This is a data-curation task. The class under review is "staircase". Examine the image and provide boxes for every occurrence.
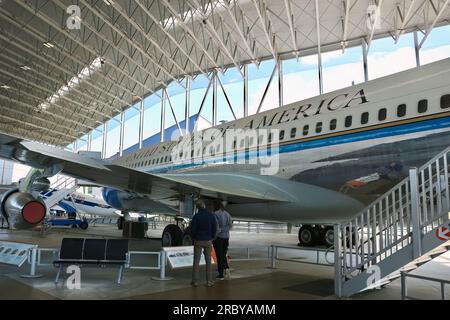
[335,146,450,297]
[40,175,78,210]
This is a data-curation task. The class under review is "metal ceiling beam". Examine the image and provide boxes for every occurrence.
[57,0,167,86]
[284,0,300,57]
[0,66,112,120]
[0,9,137,111]
[0,45,122,115]
[0,113,74,143]
[106,0,189,77]
[418,0,450,48]
[14,0,158,97]
[222,0,258,61]
[394,0,417,42]
[341,0,351,51]
[134,0,207,76]
[366,0,384,51]
[187,0,244,77]
[159,0,220,70]
[0,97,80,140]
[0,93,95,132]
[78,0,180,84]
[251,0,277,60]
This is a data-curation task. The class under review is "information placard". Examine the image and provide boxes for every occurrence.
[163,246,216,269]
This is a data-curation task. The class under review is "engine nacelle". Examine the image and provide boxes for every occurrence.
[1,189,47,229]
[102,187,177,214]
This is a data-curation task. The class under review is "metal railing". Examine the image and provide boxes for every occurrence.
[337,146,450,286]
[227,244,335,267]
[41,175,78,200]
[401,271,450,300]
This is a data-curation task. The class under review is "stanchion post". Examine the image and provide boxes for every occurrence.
[21,246,43,279]
[152,250,173,281]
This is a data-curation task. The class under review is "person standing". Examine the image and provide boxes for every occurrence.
[213,199,233,280]
[191,199,218,287]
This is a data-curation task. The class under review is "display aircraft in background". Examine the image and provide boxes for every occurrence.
[1,58,450,247]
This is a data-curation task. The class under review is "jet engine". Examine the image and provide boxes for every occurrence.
[0,189,47,229]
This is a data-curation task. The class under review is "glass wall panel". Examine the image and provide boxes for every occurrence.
[217,67,244,123]
[76,134,88,152]
[419,25,450,65]
[123,105,140,151]
[190,74,212,131]
[282,55,320,104]
[143,90,162,145]
[248,59,278,114]
[368,33,416,80]
[164,79,186,141]
[322,46,364,93]
[90,125,103,153]
[105,115,121,158]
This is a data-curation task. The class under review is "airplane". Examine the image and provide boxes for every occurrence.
[1,58,450,247]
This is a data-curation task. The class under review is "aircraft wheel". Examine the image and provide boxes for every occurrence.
[79,221,88,230]
[182,226,193,246]
[117,217,124,230]
[323,227,334,248]
[298,225,319,247]
[161,224,183,247]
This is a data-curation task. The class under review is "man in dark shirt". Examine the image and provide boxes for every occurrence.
[191,199,218,287]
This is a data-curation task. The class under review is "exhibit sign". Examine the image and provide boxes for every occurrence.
[163,246,217,269]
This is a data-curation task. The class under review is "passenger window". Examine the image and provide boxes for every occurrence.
[361,112,369,124]
[441,94,450,109]
[329,119,337,131]
[191,150,194,157]
[279,130,285,140]
[397,104,406,117]
[345,116,352,128]
[418,99,428,113]
[303,125,309,136]
[290,127,297,138]
[378,108,387,121]
[268,133,273,143]
[315,122,322,134]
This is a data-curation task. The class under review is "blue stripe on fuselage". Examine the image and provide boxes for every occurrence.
[143,115,450,174]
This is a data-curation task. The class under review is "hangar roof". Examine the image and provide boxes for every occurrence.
[0,0,449,146]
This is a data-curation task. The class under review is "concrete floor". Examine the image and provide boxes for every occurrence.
[0,224,449,300]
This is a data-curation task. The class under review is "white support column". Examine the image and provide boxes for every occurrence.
[213,70,218,126]
[139,99,144,149]
[102,122,107,159]
[185,78,190,133]
[414,31,421,67]
[334,224,343,297]
[87,132,92,152]
[362,39,369,82]
[277,57,283,108]
[160,90,166,142]
[243,64,248,117]
[74,139,78,154]
[315,0,323,95]
[409,167,423,259]
[119,112,125,156]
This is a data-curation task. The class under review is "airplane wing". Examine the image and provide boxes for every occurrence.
[0,133,290,204]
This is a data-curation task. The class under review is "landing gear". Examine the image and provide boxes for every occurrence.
[79,221,88,230]
[117,217,124,230]
[323,226,334,248]
[298,225,320,247]
[298,225,334,247]
[161,224,183,247]
[181,226,193,246]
